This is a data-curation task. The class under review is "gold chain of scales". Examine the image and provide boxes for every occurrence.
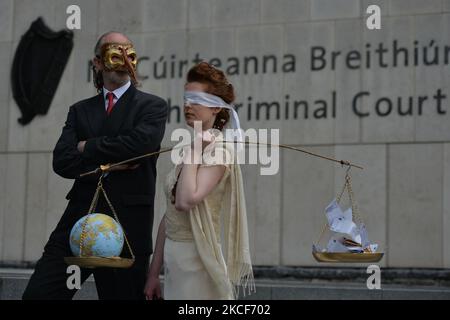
[316,166,364,246]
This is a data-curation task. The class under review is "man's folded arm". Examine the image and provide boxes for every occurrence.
[52,105,99,180]
[82,99,168,164]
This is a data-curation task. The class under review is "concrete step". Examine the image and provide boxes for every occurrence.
[241,279,450,300]
[0,268,98,300]
[1,268,450,300]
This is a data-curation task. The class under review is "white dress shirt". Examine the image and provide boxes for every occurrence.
[102,81,131,111]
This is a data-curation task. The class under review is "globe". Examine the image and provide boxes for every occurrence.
[69,213,124,258]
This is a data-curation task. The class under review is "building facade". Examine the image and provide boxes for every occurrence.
[0,0,449,268]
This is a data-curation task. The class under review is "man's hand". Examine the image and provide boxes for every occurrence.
[77,141,86,153]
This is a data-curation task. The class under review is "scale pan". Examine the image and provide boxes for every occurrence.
[312,252,384,263]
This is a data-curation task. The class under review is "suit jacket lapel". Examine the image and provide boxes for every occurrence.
[101,85,136,136]
[84,93,107,137]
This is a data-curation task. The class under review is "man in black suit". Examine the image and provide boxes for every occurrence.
[22,32,168,300]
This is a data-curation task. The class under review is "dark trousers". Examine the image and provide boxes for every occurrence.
[22,253,149,300]
[22,199,150,300]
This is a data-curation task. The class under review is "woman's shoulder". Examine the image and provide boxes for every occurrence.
[201,140,235,169]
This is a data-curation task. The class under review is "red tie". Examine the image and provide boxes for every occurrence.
[106,92,115,115]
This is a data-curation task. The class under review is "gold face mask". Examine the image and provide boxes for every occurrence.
[99,42,137,72]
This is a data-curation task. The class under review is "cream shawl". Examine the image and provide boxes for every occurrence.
[188,141,255,299]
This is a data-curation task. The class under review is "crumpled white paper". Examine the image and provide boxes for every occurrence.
[322,199,378,253]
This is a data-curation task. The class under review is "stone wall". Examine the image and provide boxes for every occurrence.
[0,0,449,268]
